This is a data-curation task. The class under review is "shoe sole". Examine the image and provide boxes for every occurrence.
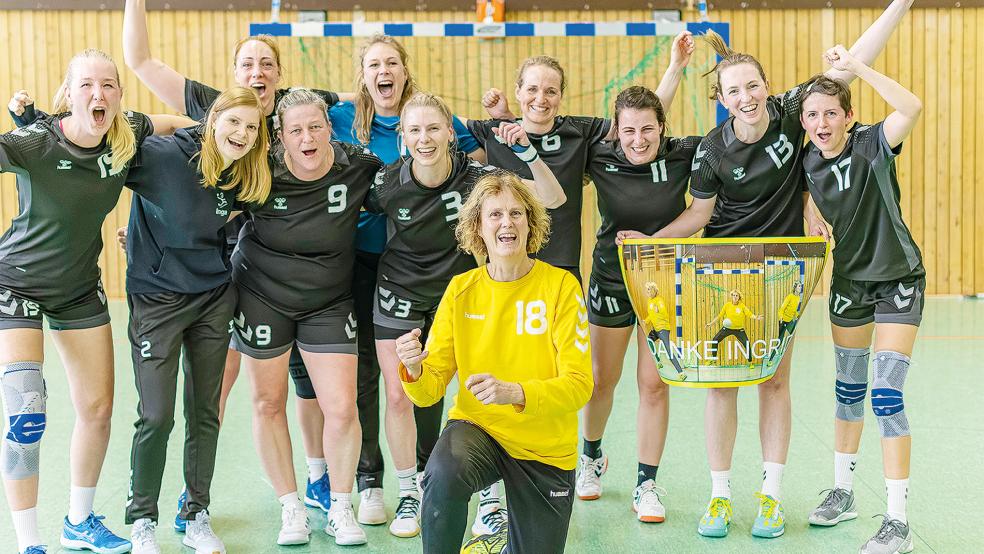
[390,527,421,538]
[60,538,132,554]
[697,527,728,538]
[304,497,330,512]
[357,515,387,525]
[276,533,310,546]
[326,529,369,546]
[632,505,665,523]
[858,538,913,554]
[174,520,187,534]
[809,511,858,527]
[751,527,785,538]
[577,493,601,501]
[182,536,226,554]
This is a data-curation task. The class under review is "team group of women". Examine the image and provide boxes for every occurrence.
[0,0,927,551]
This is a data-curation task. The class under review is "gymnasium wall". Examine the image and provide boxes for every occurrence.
[0,7,981,298]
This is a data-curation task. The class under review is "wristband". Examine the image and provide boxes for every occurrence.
[509,142,539,163]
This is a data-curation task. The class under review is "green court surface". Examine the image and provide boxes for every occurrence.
[2,297,981,553]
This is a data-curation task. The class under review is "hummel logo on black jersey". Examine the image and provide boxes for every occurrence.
[604,164,618,172]
[732,167,746,180]
[273,197,288,210]
[57,160,72,170]
[398,208,411,221]
[216,192,229,216]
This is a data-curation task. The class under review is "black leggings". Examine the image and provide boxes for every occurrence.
[709,327,751,360]
[647,329,684,373]
[422,420,574,554]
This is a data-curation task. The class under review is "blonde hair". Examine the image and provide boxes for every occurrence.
[275,87,330,130]
[646,281,659,296]
[729,289,743,302]
[198,87,271,204]
[454,171,550,258]
[515,55,567,95]
[399,92,455,150]
[353,34,417,144]
[52,49,136,174]
[232,35,283,75]
[702,30,768,100]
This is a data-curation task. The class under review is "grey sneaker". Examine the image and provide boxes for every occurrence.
[860,516,914,554]
[809,488,858,526]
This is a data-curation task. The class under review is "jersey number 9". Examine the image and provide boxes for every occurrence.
[327,184,348,214]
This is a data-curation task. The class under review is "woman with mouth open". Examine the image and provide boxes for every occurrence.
[227,89,383,547]
[362,92,564,539]
[121,0,344,524]
[395,172,592,554]
[618,0,914,541]
[800,46,925,554]
[0,49,195,554]
[320,34,490,532]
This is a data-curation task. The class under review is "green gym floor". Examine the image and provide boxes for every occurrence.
[3,297,982,553]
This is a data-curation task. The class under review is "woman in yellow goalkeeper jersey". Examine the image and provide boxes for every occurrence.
[644,282,686,380]
[395,172,593,553]
[706,289,764,364]
[771,282,804,361]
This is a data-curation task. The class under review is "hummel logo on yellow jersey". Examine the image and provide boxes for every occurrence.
[465,313,485,320]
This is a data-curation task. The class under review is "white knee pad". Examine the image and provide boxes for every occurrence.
[871,351,910,438]
[1,361,46,479]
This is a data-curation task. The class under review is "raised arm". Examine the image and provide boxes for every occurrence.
[825,45,921,149]
[654,31,695,113]
[124,0,189,112]
[492,122,566,208]
[824,0,913,85]
[148,114,198,135]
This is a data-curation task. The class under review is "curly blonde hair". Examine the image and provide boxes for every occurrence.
[454,172,550,258]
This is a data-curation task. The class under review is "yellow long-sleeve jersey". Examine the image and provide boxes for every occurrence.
[717,302,757,329]
[778,294,801,322]
[646,296,670,332]
[400,261,593,470]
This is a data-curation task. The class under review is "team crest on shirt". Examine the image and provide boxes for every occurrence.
[398,208,411,221]
[732,167,746,181]
[215,192,229,216]
[57,159,73,170]
[273,197,288,210]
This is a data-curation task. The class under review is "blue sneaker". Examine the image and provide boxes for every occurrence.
[751,493,786,538]
[304,473,332,512]
[697,497,733,538]
[60,513,131,554]
[22,546,47,554]
[174,489,187,533]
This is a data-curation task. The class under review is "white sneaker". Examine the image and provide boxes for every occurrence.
[326,505,368,546]
[471,507,508,537]
[632,480,667,523]
[575,454,608,500]
[277,501,310,546]
[357,488,387,525]
[389,494,421,538]
[130,518,162,554]
[183,510,226,554]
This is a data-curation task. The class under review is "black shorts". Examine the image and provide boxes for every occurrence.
[587,274,635,328]
[0,280,109,331]
[828,270,926,327]
[373,282,439,340]
[231,286,357,359]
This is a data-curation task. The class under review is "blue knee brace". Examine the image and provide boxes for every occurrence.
[1,361,46,479]
[871,351,910,438]
[834,346,869,421]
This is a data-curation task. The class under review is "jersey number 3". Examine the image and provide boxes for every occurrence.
[442,191,463,222]
[516,300,548,335]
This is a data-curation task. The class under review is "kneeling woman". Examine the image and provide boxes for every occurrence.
[232,89,383,547]
[395,173,593,553]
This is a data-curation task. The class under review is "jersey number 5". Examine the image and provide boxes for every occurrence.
[516,300,548,335]
[765,134,793,169]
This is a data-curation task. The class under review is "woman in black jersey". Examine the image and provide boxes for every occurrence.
[0,50,177,554]
[622,0,913,540]
[799,47,924,554]
[121,0,341,518]
[574,84,700,523]
[364,92,564,538]
[119,87,270,554]
[231,89,381,548]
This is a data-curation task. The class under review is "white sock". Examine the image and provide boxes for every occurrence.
[330,491,352,512]
[834,451,858,491]
[396,466,418,497]
[761,461,785,500]
[306,457,327,482]
[478,481,502,514]
[279,492,302,509]
[68,486,96,525]
[710,470,731,499]
[886,478,909,523]
[12,507,42,552]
